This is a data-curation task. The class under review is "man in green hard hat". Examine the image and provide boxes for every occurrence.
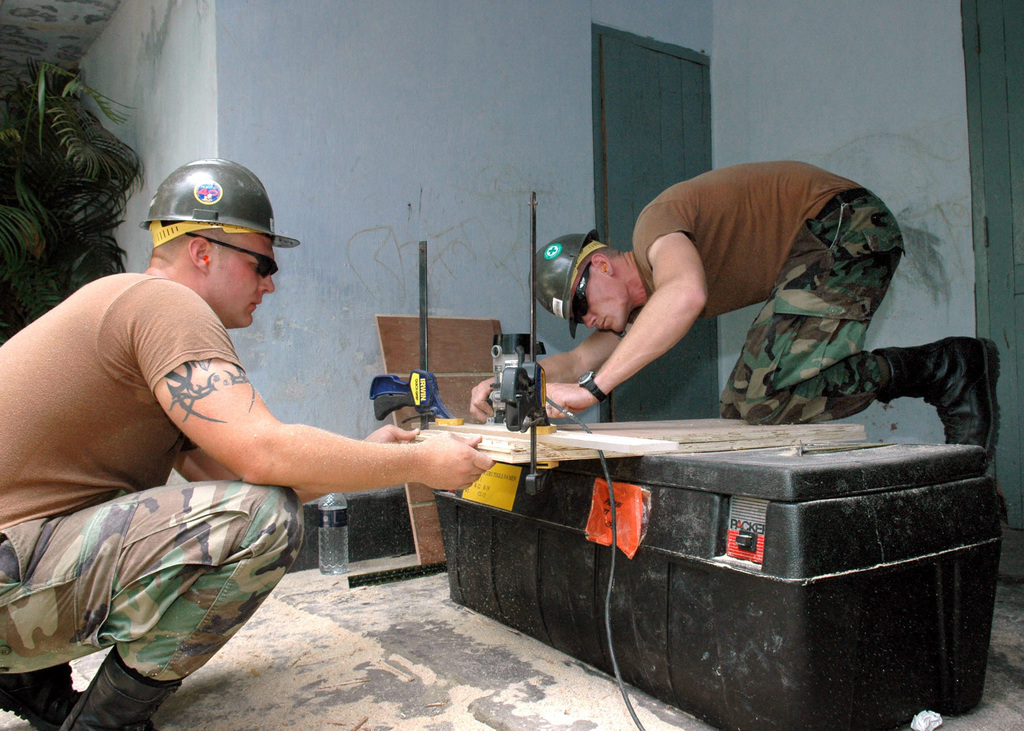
[0,159,493,731]
[469,161,998,457]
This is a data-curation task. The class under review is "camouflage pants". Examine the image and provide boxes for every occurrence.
[0,481,302,682]
[720,190,904,424]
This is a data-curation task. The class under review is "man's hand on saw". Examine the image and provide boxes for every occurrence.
[545,382,598,418]
[469,378,496,422]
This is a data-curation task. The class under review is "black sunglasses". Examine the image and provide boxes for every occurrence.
[191,233,278,278]
[571,262,592,322]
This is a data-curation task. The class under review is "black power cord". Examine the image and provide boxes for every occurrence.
[546,399,647,731]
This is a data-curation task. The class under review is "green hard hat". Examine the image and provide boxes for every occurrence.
[140,158,300,248]
[535,230,606,338]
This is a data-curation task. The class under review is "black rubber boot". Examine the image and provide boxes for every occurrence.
[874,337,1000,453]
[0,663,80,731]
[58,652,180,731]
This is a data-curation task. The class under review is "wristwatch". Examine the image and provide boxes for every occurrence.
[578,371,609,402]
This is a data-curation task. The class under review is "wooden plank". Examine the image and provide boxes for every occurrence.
[376,315,500,374]
[433,422,679,455]
[428,418,866,464]
[559,419,866,445]
[417,429,617,463]
[407,496,445,564]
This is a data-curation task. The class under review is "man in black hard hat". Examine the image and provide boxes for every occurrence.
[469,161,998,457]
[0,159,493,731]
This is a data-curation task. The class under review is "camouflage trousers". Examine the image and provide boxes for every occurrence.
[720,189,904,424]
[0,481,302,682]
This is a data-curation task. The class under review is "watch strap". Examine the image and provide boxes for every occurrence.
[580,371,608,402]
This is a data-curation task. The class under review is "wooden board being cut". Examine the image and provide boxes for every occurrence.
[420,424,679,462]
[561,419,867,450]
[428,418,866,464]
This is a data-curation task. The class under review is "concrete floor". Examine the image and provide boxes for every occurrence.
[2,529,1022,731]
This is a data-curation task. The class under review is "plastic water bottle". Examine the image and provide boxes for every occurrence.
[318,493,349,575]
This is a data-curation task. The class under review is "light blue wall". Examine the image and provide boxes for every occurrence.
[215,1,593,436]
[711,0,971,445]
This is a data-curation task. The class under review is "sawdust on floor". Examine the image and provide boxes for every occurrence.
[0,570,697,731]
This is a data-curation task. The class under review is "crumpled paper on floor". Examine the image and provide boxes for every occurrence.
[911,710,943,731]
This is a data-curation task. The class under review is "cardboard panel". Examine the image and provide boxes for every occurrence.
[376,315,500,374]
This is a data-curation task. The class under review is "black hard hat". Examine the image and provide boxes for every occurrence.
[140,158,299,248]
[535,230,606,338]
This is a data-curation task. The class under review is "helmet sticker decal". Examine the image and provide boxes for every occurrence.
[552,298,565,319]
[544,243,563,260]
[194,181,223,205]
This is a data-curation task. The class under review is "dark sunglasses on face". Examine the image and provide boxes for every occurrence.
[571,262,592,322]
[190,233,278,278]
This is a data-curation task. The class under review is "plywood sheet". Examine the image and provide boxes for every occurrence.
[561,419,867,447]
[375,315,500,374]
[427,418,866,464]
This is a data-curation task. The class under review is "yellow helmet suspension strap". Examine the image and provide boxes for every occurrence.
[149,221,258,248]
[569,240,608,289]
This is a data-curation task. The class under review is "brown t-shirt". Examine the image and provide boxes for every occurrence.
[0,274,240,529]
[631,161,859,317]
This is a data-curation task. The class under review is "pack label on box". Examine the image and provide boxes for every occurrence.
[727,496,768,565]
[461,462,522,511]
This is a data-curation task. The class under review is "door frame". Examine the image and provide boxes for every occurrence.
[962,0,1022,527]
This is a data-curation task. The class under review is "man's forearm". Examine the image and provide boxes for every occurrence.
[240,422,430,496]
[590,285,702,394]
[537,351,581,383]
[540,330,622,384]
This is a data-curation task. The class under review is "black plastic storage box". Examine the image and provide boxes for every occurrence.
[435,443,1001,730]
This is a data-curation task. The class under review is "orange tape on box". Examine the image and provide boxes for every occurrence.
[584,478,650,559]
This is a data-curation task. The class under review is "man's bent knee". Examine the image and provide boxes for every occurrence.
[109,484,304,680]
[237,483,304,573]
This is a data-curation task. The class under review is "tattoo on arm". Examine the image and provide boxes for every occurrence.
[164,360,254,422]
[224,364,256,411]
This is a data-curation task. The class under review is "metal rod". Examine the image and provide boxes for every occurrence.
[529,192,537,362]
[529,193,538,480]
[419,240,428,431]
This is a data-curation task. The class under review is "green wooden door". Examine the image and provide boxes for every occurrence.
[963,0,1023,527]
[591,25,717,422]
